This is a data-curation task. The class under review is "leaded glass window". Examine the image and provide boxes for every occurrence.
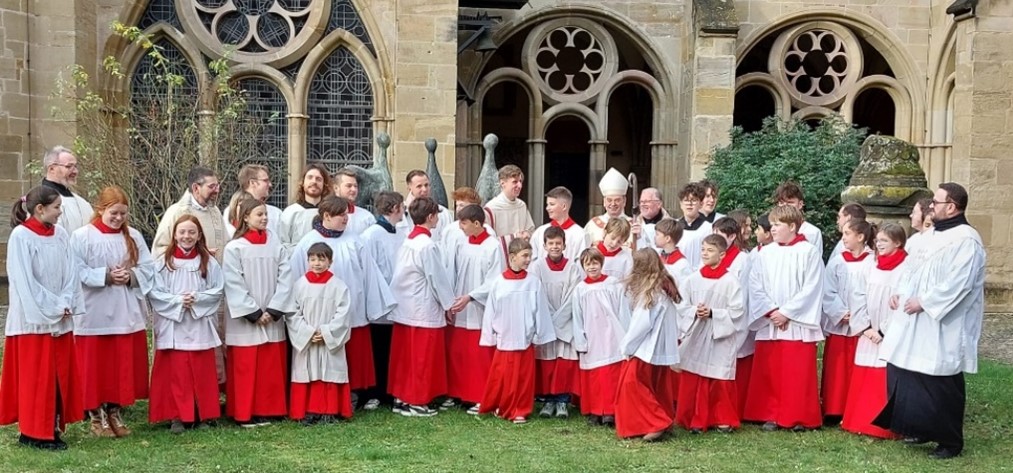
[326,0,375,56]
[138,0,183,30]
[236,78,290,208]
[306,47,373,170]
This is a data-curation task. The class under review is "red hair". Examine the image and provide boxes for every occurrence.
[164,214,212,279]
[92,186,139,267]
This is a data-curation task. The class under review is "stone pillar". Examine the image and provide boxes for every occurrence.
[650,140,679,207]
[688,0,738,180]
[527,138,546,224]
[287,113,308,203]
[588,139,608,217]
[840,135,932,230]
[949,3,1013,310]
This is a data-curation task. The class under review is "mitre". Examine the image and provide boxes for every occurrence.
[598,168,629,196]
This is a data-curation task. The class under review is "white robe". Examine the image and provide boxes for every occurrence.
[600,245,633,279]
[440,222,498,281]
[223,232,295,346]
[620,294,681,366]
[279,204,318,249]
[448,235,504,330]
[472,274,556,351]
[4,225,81,336]
[748,239,825,342]
[571,277,627,369]
[821,251,873,337]
[530,221,591,262]
[676,218,713,269]
[360,222,408,285]
[483,192,535,238]
[388,232,455,328]
[56,192,93,234]
[152,192,228,263]
[344,205,377,237]
[287,276,353,384]
[149,257,224,351]
[529,257,584,361]
[70,225,155,336]
[729,249,756,358]
[879,224,985,376]
[853,259,908,368]
[631,210,671,253]
[661,251,693,289]
[289,230,396,328]
[678,271,745,380]
[585,213,633,247]
[395,204,454,244]
[222,203,283,240]
[799,221,824,254]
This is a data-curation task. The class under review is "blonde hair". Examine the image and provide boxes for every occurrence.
[604,217,631,241]
[624,248,681,308]
[769,205,804,229]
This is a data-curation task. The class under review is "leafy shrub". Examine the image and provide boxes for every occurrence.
[706,116,866,258]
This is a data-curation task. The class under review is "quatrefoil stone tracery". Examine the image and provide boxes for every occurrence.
[178,0,327,67]
[522,19,618,104]
[769,23,862,109]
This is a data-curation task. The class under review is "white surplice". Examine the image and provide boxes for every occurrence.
[279,204,317,249]
[676,218,713,269]
[287,275,353,383]
[821,250,873,337]
[388,231,456,328]
[4,225,82,337]
[799,221,824,254]
[620,293,681,367]
[530,220,591,262]
[529,256,584,361]
[678,270,745,380]
[747,239,825,342]
[70,224,155,335]
[149,257,224,350]
[223,231,295,346]
[483,192,535,238]
[448,234,504,330]
[344,205,377,237]
[360,221,408,285]
[472,273,556,351]
[852,258,908,368]
[571,276,627,369]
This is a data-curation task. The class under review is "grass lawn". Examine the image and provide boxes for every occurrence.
[0,360,1011,473]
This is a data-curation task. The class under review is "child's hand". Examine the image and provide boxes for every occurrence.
[842,311,851,323]
[696,303,711,318]
[257,313,273,326]
[63,308,73,320]
[450,296,471,314]
[769,311,789,330]
[182,293,195,309]
[888,295,900,311]
[311,330,324,344]
[863,328,883,344]
[445,310,456,325]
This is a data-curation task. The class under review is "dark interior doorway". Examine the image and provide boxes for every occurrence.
[545,116,591,223]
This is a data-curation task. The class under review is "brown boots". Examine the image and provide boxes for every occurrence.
[89,405,131,438]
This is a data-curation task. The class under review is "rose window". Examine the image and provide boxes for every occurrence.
[770,24,862,108]
[178,0,327,67]
[523,19,617,104]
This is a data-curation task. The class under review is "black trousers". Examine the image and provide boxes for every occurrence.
[873,363,966,450]
[365,323,394,404]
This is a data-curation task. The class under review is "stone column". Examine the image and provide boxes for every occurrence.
[588,139,609,217]
[650,140,679,206]
[527,138,546,224]
[287,113,308,203]
[688,0,738,180]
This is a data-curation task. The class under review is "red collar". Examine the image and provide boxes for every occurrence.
[546,256,568,271]
[174,246,199,259]
[877,249,908,271]
[23,217,55,236]
[503,269,528,280]
[306,270,333,284]
[596,241,621,257]
[716,245,740,270]
[408,225,431,239]
[551,218,575,230]
[778,234,807,246]
[660,249,685,265]
[92,218,121,234]
[700,264,729,280]
[468,229,491,245]
[347,203,356,214]
[243,229,267,244]
[842,250,870,263]
[584,274,607,284]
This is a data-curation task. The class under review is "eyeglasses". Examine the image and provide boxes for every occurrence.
[681,199,701,205]
[252,178,272,185]
[931,200,954,206]
[639,200,660,206]
[52,163,78,170]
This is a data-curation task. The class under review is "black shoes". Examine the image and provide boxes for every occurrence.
[18,434,67,451]
[929,445,962,460]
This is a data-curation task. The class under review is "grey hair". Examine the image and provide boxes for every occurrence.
[644,187,663,203]
[42,146,74,167]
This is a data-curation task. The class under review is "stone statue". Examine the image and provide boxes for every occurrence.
[347,132,393,209]
[424,138,449,208]
[840,135,932,228]
[477,133,500,204]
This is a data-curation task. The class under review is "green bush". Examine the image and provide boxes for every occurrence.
[705,116,866,258]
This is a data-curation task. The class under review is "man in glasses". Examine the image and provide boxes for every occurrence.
[875,182,985,460]
[152,165,227,263]
[223,164,283,237]
[40,145,94,232]
[631,187,670,252]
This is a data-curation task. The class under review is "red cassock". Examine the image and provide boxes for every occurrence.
[290,381,353,420]
[445,326,494,404]
[149,349,221,423]
[226,341,289,421]
[735,355,754,417]
[479,347,535,420]
[346,325,376,391]
[535,358,580,397]
[388,324,447,405]
[615,358,676,438]
[841,365,898,439]
[743,340,822,428]
[821,334,859,417]
[675,371,740,431]
[75,331,149,410]
[578,362,623,416]
[0,334,84,440]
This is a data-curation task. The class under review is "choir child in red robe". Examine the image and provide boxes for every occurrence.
[615,249,682,441]
[820,218,875,425]
[716,212,757,415]
[223,197,295,427]
[148,215,225,434]
[598,218,633,278]
[744,205,824,432]
[676,234,745,433]
[1,186,84,450]
[572,248,626,428]
[70,186,154,437]
[655,218,691,288]
[287,243,354,424]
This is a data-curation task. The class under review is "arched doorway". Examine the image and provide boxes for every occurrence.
[545,116,591,223]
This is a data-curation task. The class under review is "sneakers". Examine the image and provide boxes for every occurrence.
[300,414,321,426]
[170,419,186,434]
[643,431,665,442]
[601,415,616,428]
[715,425,734,434]
[466,404,481,416]
[393,400,438,417]
[554,403,569,419]
[88,409,116,438]
[363,399,381,411]
[238,417,272,428]
[539,402,556,418]
[587,415,602,426]
[512,416,528,425]
[439,398,458,411]
[761,422,779,432]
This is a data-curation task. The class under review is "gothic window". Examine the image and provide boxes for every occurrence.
[236,78,290,208]
[324,0,375,56]
[306,46,374,170]
[138,0,183,30]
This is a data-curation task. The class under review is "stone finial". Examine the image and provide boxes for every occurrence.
[840,135,932,223]
[424,138,438,153]
[377,132,391,149]
[424,138,448,208]
[483,133,499,150]
[477,133,500,204]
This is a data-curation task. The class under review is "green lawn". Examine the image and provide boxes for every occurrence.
[1,361,1011,473]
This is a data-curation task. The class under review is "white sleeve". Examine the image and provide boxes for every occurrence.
[780,247,825,327]
[711,279,744,340]
[223,243,263,319]
[7,234,72,325]
[71,231,108,288]
[192,260,225,320]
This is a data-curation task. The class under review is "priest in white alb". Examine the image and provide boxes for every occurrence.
[586,168,632,246]
[40,146,93,233]
[484,164,536,246]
